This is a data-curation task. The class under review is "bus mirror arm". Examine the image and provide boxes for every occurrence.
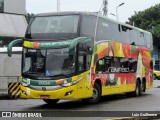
[69,37,92,55]
[8,39,23,57]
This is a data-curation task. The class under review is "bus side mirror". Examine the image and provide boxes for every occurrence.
[8,39,23,57]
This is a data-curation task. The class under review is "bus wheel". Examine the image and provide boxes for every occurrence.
[82,83,101,104]
[126,81,140,97]
[134,81,141,96]
[43,99,59,105]
[141,80,145,93]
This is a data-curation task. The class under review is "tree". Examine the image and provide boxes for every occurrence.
[25,13,35,23]
[127,4,160,45]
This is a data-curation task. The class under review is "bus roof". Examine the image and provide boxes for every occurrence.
[0,47,22,53]
[35,11,151,35]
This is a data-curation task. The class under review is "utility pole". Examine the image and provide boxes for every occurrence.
[57,0,60,12]
[103,0,108,16]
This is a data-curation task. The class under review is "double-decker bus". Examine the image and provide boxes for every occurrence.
[8,12,153,104]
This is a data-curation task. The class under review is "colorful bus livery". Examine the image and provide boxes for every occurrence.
[8,12,153,104]
[91,41,152,96]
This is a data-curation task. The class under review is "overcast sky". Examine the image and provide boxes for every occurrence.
[26,0,160,23]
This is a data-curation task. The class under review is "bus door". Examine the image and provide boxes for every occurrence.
[77,42,92,98]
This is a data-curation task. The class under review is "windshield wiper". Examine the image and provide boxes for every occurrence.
[52,74,70,77]
[23,72,44,76]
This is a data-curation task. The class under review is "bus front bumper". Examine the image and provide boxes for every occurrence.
[20,84,79,99]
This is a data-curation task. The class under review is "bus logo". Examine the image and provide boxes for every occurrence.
[42,87,46,91]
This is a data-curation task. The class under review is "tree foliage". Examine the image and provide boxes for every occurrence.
[25,13,35,23]
[127,4,160,45]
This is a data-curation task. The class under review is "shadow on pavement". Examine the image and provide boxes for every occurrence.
[23,93,152,111]
[0,94,9,100]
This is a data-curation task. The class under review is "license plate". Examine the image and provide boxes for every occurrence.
[40,95,50,99]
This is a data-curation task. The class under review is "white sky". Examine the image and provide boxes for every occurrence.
[26,0,160,23]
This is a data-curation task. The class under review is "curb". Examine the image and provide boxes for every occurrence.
[0,90,8,100]
[0,92,9,100]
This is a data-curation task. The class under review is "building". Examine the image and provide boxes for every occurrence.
[0,0,27,47]
[0,0,27,93]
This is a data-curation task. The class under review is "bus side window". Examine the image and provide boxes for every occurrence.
[105,57,114,73]
[78,53,92,72]
[86,54,92,70]
[120,25,130,44]
[129,59,137,73]
[78,55,85,72]
[114,57,120,69]
[96,18,111,41]
[96,58,105,73]
[129,29,138,45]
[78,42,92,72]
[120,58,129,73]
[110,23,120,42]
[138,32,145,46]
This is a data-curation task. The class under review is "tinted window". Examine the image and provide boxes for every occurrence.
[120,58,129,73]
[129,59,137,73]
[23,49,46,74]
[78,42,92,72]
[114,57,120,68]
[105,57,114,73]
[120,25,130,44]
[96,18,111,41]
[137,31,145,46]
[78,55,85,72]
[110,23,121,42]
[129,29,137,45]
[145,33,153,48]
[31,15,79,34]
[26,15,79,39]
[96,58,105,73]
[87,54,92,70]
[80,15,97,39]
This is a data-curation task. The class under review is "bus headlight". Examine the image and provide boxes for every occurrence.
[61,78,82,87]
[21,82,29,87]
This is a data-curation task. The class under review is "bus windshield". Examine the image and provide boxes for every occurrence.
[23,48,75,78]
[26,15,80,39]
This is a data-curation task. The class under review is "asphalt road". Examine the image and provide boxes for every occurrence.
[0,80,160,119]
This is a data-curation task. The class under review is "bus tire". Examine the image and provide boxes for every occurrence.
[133,81,141,97]
[126,81,141,97]
[43,99,59,105]
[82,82,101,104]
[141,80,145,93]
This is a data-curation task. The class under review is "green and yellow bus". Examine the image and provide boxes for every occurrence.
[8,12,153,104]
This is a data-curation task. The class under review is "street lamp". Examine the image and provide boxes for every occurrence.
[57,0,60,12]
[116,2,125,21]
